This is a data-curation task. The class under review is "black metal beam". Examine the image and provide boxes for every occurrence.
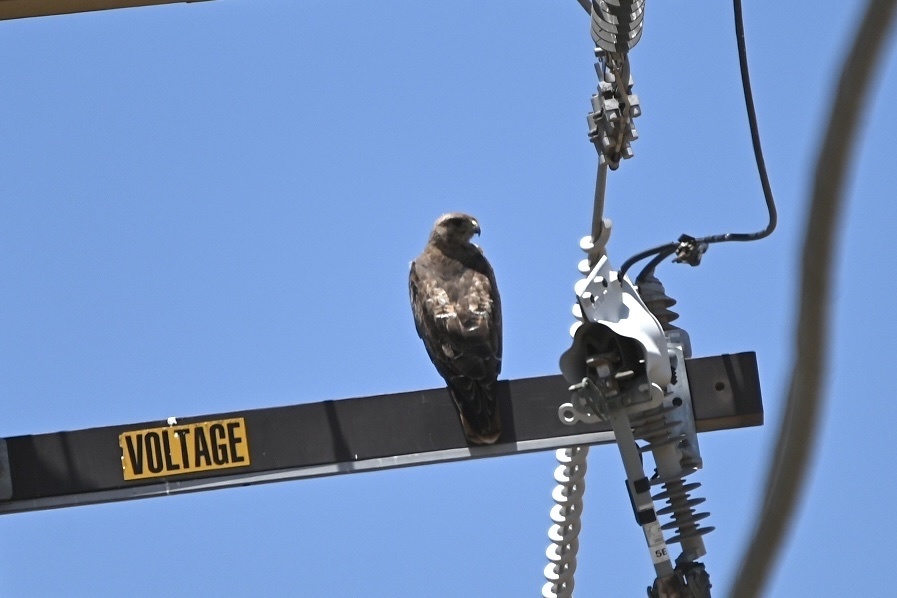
[0,0,213,21]
[0,352,762,515]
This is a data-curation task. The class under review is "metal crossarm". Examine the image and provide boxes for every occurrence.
[0,359,760,515]
[0,0,213,21]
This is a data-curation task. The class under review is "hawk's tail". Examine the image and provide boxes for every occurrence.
[448,381,501,445]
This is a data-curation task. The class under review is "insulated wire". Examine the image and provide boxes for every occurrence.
[730,1,897,596]
[727,0,778,243]
[619,0,779,280]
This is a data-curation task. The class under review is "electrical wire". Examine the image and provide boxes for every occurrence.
[728,0,778,243]
[635,247,676,285]
[730,1,897,596]
[619,0,778,279]
[620,242,677,282]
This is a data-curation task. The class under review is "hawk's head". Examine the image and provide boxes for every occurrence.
[430,213,481,246]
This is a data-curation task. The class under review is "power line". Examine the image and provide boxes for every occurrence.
[619,0,779,281]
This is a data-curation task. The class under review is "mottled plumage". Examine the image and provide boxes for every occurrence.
[409,213,502,444]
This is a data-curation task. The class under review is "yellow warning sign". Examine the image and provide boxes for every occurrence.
[119,417,250,481]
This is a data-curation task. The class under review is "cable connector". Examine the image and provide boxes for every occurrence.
[673,235,709,267]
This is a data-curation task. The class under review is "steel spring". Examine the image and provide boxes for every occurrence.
[542,446,589,598]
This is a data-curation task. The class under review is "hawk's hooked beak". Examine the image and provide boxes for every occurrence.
[471,221,481,236]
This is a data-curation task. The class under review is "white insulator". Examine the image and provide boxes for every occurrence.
[542,446,589,598]
[573,278,590,296]
[577,258,591,275]
[542,561,577,598]
[579,235,595,253]
[548,513,582,539]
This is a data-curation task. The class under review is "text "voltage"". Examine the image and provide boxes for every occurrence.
[119,418,251,481]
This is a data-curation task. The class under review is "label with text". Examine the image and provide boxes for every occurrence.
[119,417,250,481]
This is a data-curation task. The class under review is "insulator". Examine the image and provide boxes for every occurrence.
[651,477,715,546]
[630,395,714,556]
[542,446,589,598]
[638,433,684,453]
[629,404,686,452]
[589,0,646,54]
[630,407,677,431]
[657,496,705,517]
[629,403,677,423]
[637,272,680,331]
[649,468,697,487]
[652,482,701,501]
[577,258,591,275]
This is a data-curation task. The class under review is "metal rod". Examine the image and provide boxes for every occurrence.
[590,161,609,264]
[608,408,675,579]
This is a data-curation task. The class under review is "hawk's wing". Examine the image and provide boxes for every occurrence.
[409,241,502,444]
[408,250,501,386]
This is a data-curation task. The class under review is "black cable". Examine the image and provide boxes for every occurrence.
[635,249,675,285]
[725,0,778,243]
[619,0,778,277]
[619,242,677,281]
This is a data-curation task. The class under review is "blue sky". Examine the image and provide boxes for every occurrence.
[1,1,895,596]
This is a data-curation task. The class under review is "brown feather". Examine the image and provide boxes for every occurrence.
[409,213,502,444]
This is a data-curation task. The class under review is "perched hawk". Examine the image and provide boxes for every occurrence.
[409,213,502,445]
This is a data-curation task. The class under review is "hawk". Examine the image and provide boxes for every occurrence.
[409,213,502,445]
